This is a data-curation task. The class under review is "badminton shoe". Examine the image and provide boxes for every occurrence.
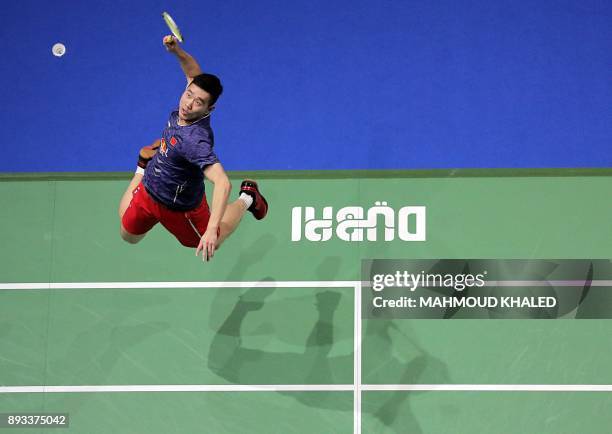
[240,180,268,220]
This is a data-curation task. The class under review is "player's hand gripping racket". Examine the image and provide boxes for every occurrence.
[162,11,184,43]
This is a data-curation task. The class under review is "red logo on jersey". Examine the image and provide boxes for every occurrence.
[160,138,168,157]
[170,136,178,147]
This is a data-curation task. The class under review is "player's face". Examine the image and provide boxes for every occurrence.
[179,84,213,122]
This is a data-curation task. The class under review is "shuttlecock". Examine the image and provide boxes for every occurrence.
[52,43,66,57]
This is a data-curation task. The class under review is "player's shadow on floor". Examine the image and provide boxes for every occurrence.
[207,256,450,433]
[226,234,278,277]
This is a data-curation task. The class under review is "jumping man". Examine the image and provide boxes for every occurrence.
[118,35,268,261]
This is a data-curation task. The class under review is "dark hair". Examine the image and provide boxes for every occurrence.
[191,73,223,105]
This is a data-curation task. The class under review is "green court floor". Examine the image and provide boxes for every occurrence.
[1,171,612,433]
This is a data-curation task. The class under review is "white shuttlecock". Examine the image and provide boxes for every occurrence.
[52,43,66,57]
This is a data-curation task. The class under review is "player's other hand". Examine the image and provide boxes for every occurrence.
[196,227,219,262]
[163,35,181,53]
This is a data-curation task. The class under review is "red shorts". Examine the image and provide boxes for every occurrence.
[122,182,211,248]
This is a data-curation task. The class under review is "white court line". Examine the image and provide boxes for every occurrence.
[4,280,612,291]
[0,385,354,393]
[360,280,612,288]
[354,281,362,434]
[484,280,612,287]
[362,384,612,392]
[1,384,611,394]
[0,281,360,290]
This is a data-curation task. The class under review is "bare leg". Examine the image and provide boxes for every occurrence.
[217,199,249,246]
[118,173,146,244]
[119,173,143,218]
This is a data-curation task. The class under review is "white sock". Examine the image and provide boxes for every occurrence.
[239,192,253,209]
[135,166,145,175]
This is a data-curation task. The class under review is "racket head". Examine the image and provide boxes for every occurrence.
[162,11,184,43]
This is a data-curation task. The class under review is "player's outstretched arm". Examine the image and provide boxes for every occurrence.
[196,163,231,261]
[163,35,203,85]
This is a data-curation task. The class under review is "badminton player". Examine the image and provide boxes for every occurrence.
[118,35,268,261]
